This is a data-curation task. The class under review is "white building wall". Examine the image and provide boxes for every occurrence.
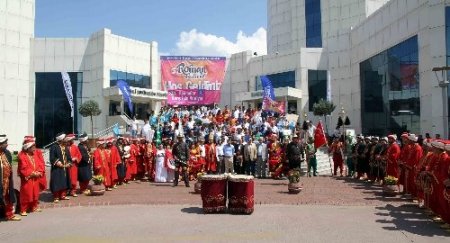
[0,0,34,150]
[33,28,159,138]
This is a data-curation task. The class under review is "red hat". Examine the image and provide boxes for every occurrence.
[65,134,76,141]
[23,136,35,145]
[400,132,409,138]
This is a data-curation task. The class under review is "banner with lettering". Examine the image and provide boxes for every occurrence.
[260,75,286,114]
[161,56,226,105]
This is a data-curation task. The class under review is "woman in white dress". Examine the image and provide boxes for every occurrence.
[154,143,167,182]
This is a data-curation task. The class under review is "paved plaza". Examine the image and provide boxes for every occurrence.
[2,176,449,242]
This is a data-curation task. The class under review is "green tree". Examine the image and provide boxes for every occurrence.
[312,99,336,134]
[78,100,102,138]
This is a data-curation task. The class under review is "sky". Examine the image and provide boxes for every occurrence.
[35,0,267,56]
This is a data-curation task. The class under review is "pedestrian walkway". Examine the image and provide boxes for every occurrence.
[1,204,448,243]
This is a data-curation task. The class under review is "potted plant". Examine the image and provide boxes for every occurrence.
[88,175,106,196]
[287,169,302,194]
[194,172,206,194]
[383,176,399,196]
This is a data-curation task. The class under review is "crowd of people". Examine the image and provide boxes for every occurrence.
[1,104,449,226]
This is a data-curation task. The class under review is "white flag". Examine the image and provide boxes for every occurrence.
[61,72,74,117]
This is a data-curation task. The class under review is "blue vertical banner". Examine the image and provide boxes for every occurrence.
[260,75,286,114]
[117,80,133,114]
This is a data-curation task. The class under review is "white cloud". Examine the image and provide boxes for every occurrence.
[170,27,267,57]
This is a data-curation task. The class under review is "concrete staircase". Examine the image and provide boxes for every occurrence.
[300,147,333,176]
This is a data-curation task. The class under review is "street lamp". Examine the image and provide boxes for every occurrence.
[432,66,450,139]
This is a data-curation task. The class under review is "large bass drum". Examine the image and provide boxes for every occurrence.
[227,175,255,214]
[200,174,228,213]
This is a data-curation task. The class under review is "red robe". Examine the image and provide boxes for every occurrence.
[268,141,283,179]
[93,148,112,187]
[399,144,411,186]
[415,151,433,202]
[442,155,450,223]
[136,143,146,177]
[35,149,47,191]
[405,143,422,197]
[109,146,121,183]
[68,144,82,190]
[129,144,138,177]
[434,152,450,222]
[18,151,44,211]
[385,142,400,178]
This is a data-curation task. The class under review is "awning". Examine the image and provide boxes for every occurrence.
[235,87,302,102]
[103,87,167,103]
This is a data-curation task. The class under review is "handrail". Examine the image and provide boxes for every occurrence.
[94,123,119,138]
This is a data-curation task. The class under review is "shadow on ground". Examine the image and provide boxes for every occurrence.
[375,204,449,237]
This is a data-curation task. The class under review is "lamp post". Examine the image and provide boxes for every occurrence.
[432,66,450,139]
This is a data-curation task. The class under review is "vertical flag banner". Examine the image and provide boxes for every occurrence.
[314,121,328,149]
[260,75,286,114]
[161,56,226,105]
[117,80,133,114]
[61,72,74,117]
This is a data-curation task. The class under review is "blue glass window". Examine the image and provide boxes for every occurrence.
[308,70,327,111]
[360,35,419,136]
[110,70,151,89]
[255,71,296,91]
[305,0,322,47]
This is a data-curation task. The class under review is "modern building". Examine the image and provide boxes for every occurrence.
[1,0,165,149]
[222,0,450,138]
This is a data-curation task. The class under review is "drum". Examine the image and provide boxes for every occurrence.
[201,174,228,213]
[227,175,255,214]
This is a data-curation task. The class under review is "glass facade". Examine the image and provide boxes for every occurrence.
[360,35,419,136]
[35,72,83,147]
[305,0,322,48]
[110,70,151,89]
[308,70,327,111]
[255,71,296,91]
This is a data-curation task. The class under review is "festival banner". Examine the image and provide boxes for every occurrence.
[161,56,226,105]
[260,75,286,114]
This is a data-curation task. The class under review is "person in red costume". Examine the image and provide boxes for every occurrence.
[403,134,422,197]
[426,141,447,223]
[107,137,120,188]
[65,134,81,197]
[205,139,217,174]
[398,133,410,193]
[17,138,44,216]
[329,136,344,177]
[415,141,433,209]
[268,134,283,179]
[439,143,450,228]
[93,139,112,191]
[385,135,401,179]
[129,138,139,181]
[23,135,47,192]
[145,140,155,181]
[0,134,21,221]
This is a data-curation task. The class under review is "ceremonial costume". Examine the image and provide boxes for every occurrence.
[329,139,344,176]
[77,134,92,193]
[18,139,44,215]
[49,133,72,202]
[385,136,401,178]
[0,135,20,221]
[66,134,81,196]
[205,142,217,173]
[405,134,423,197]
[93,141,112,189]
[268,137,283,179]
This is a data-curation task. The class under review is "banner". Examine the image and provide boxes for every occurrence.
[117,80,133,114]
[61,72,74,117]
[161,56,226,105]
[260,75,286,114]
